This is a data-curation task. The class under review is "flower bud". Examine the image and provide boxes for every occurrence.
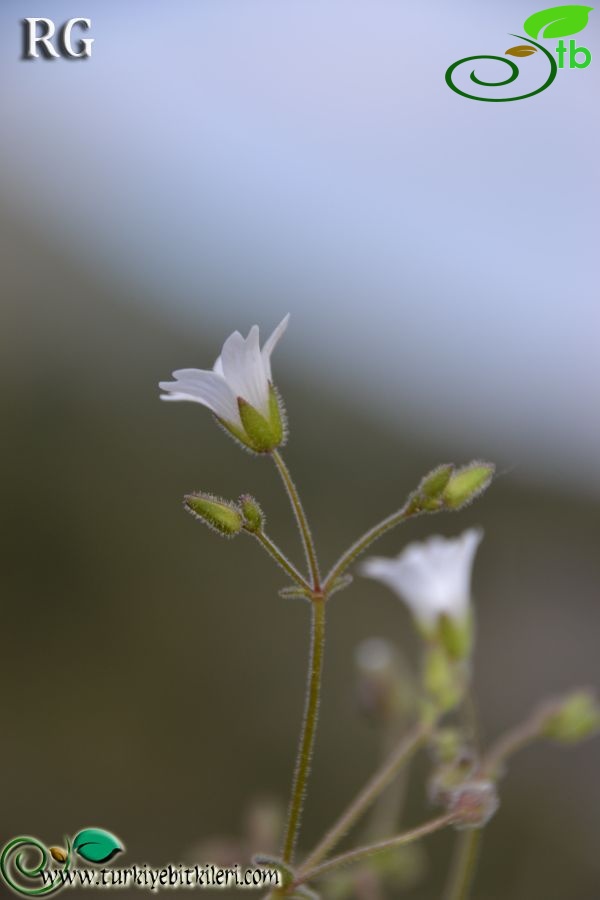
[447,780,499,830]
[239,495,264,533]
[543,690,600,744]
[442,462,495,510]
[410,464,455,511]
[50,847,68,863]
[184,493,243,537]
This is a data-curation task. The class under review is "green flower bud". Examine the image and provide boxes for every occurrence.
[543,690,600,744]
[184,493,243,537]
[239,494,264,533]
[442,461,495,510]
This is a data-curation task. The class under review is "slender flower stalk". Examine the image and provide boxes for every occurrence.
[281,598,326,864]
[324,502,416,592]
[443,830,482,900]
[300,718,433,872]
[294,814,453,888]
[271,449,321,590]
[251,530,312,592]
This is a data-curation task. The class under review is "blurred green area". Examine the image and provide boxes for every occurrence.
[1,213,599,899]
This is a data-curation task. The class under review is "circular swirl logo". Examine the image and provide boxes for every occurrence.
[445,5,594,102]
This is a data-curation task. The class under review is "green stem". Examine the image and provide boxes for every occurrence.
[323,503,417,592]
[252,530,311,592]
[281,598,326,864]
[444,830,482,900]
[479,697,560,779]
[294,814,453,888]
[271,450,321,590]
[300,718,431,872]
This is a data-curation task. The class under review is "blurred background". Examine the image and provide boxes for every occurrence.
[1,1,599,897]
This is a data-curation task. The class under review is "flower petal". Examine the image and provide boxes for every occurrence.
[261,314,290,381]
[219,327,270,417]
[159,369,241,427]
[360,529,483,627]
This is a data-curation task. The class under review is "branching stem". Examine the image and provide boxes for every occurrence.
[300,718,432,872]
[294,814,453,889]
[251,529,311,592]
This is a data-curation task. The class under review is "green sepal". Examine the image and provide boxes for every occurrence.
[424,645,464,713]
[239,494,264,532]
[438,611,473,661]
[421,464,455,499]
[184,493,243,537]
[443,462,495,510]
[237,388,284,453]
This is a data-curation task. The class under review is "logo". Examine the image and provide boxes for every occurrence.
[0,829,279,895]
[446,4,593,101]
[1,829,122,896]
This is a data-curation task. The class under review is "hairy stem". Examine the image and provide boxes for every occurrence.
[479,696,563,778]
[294,814,453,888]
[443,830,482,900]
[281,598,326,864]
[271,450,321,590]
[324,503,417,591]
[301,718,431,872]
[252,529,311,591]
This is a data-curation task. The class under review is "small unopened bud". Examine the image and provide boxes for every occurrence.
[442,462,495,510]
[50,847,68,863]
[448,780,499,830]
[543,690,600,744]
[184,493,243,537]
[239,494,264,533]
[413,464,455,511]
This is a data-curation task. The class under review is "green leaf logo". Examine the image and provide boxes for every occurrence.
[524,5,593,39]
[72,828,123,864]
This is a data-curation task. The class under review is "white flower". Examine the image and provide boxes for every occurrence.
[159,315,289,452]
[360,529,483,629]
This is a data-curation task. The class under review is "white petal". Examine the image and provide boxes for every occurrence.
[159,370,241,427]
[219,327,270,417]
[261,314,290,381]
[360,529,483,626]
